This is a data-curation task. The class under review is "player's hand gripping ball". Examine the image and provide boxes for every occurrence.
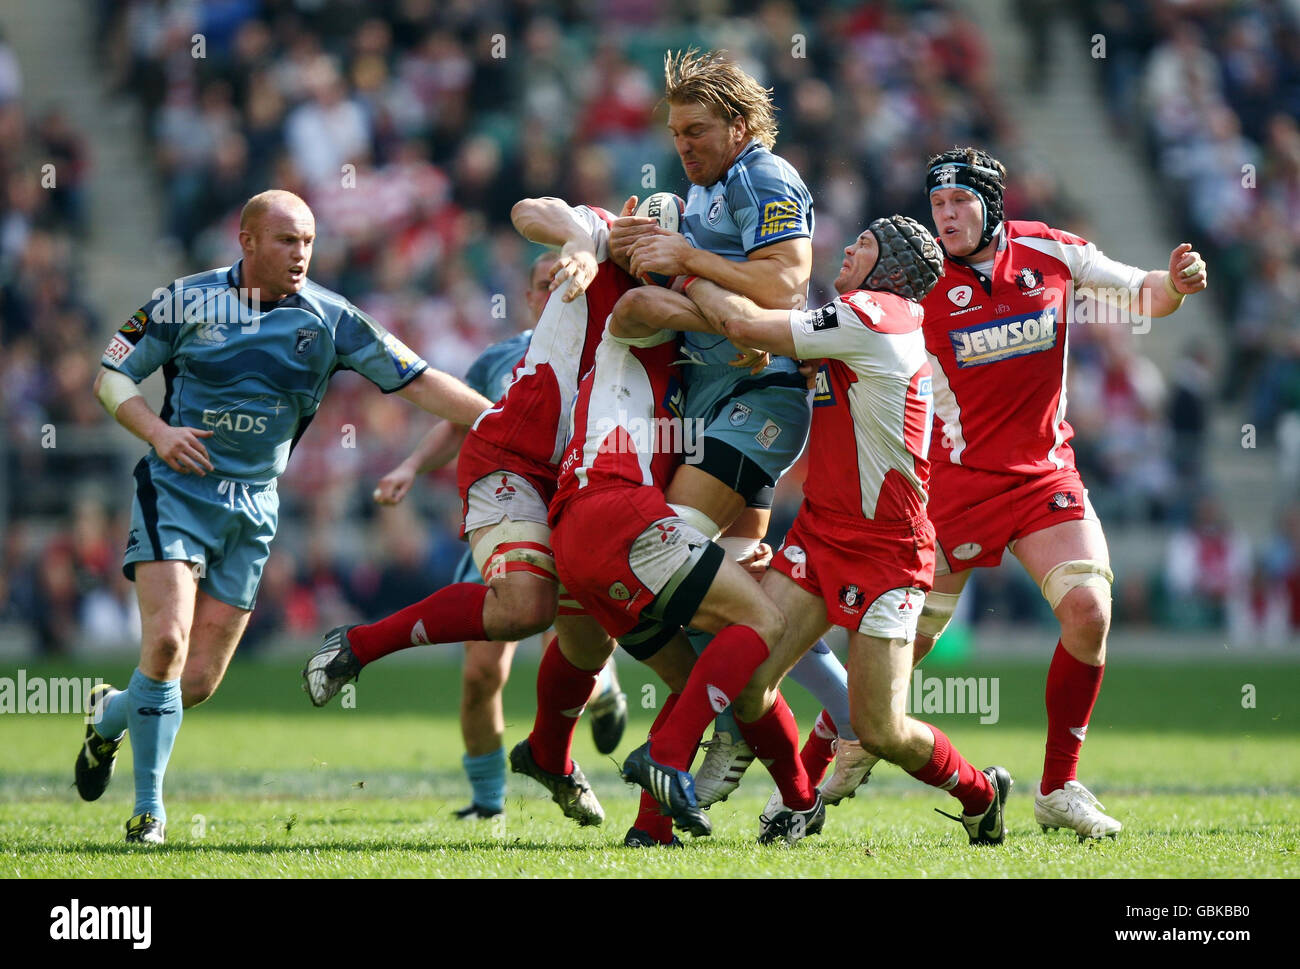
[633,192,686,287]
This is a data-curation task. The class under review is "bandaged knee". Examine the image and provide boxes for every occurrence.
[1040,560,1114,610]
[668,503,721,542]
[472,520,556,583]
[916,590,962,641]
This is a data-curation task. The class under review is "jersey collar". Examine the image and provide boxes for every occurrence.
[227,258,300,310]
[720,140,763,187]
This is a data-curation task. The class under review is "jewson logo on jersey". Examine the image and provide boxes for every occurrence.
[950,307,1058,368]
[1067,279,1154,335]
[892,670,1000,724]
[144,280,269,334]
[50,899,151,949]
[0,671,104,715]
[591,411,708,464]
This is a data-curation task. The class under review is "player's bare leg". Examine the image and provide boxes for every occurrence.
[455,638,517,820]
[733,569,831,722]
[461,640,518,757]
[911,568,971,665]
[304,523,557,706]
[77,560,199,844]
[1012,517,1122,840]
[847,626,1012,845]
[181,591,252,707]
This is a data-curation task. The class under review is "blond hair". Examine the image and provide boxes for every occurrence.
[663,48,778,150]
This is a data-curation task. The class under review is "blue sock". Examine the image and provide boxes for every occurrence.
[97,687,130,739]
[125,669,183,823]
[789,638,856,741]
[464,748,506,812]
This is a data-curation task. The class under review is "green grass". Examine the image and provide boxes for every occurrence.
[2,655,1298,878]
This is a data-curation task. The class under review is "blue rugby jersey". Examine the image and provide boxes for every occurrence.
[679,141,813,420]
[101,260,429,481]
[463,330,532,403]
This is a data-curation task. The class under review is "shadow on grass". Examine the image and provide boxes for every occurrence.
[12,839,630,856]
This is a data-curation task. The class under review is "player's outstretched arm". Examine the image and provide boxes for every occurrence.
[632,236,812,312]
[372,420,470,505]
[683,278,797,357]
[510,196,608,302]
[396,369,492,426]
[1141,242,1207,318]
[94,366,214,475]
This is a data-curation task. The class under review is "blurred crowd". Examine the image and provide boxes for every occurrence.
[0,0,1294,653]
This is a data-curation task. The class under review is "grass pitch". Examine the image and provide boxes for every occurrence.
[3,653,1297,878]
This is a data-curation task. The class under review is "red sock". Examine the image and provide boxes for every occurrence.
[1042,641,1104,795]
[348,583,489,665]
[907,723,992,816]
[649,624,768,770]
[631,693,680,844]
[801,709,838,788]
[527,638,600,775]
[737,695,816,810]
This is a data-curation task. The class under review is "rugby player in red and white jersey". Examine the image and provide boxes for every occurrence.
[536,304,819,844]
[673,215,1015,845]
[917,147,1208,840]
[304,197,641,827]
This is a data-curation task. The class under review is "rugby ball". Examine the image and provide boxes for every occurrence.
[634,192,686,287]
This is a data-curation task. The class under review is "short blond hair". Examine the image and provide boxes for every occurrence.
[663,48,778,150]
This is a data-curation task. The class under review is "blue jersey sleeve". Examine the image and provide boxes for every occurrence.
[728,154,813,254]
[101,286,182,382]
[463,350,497,400]
[465,330,531,402]
[333,304,429,392]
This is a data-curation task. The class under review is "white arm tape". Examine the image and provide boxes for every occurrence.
[97,369,143,415]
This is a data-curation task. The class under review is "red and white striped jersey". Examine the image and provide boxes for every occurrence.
[471,204,637,468]
[550,329,686,524]
[920,221,1146,475]
[790,289,933,523]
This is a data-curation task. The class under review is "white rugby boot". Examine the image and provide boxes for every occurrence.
[693,728,755,807]
[818,739,878,806]
[1035,780,1122,841]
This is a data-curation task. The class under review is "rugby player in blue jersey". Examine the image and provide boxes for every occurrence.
[75,190,492,844]
[602,50,865,841]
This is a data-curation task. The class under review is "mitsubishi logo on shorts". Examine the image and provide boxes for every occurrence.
[898,590,915,612]
[656,523,676,543]
[494,475,516,501]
